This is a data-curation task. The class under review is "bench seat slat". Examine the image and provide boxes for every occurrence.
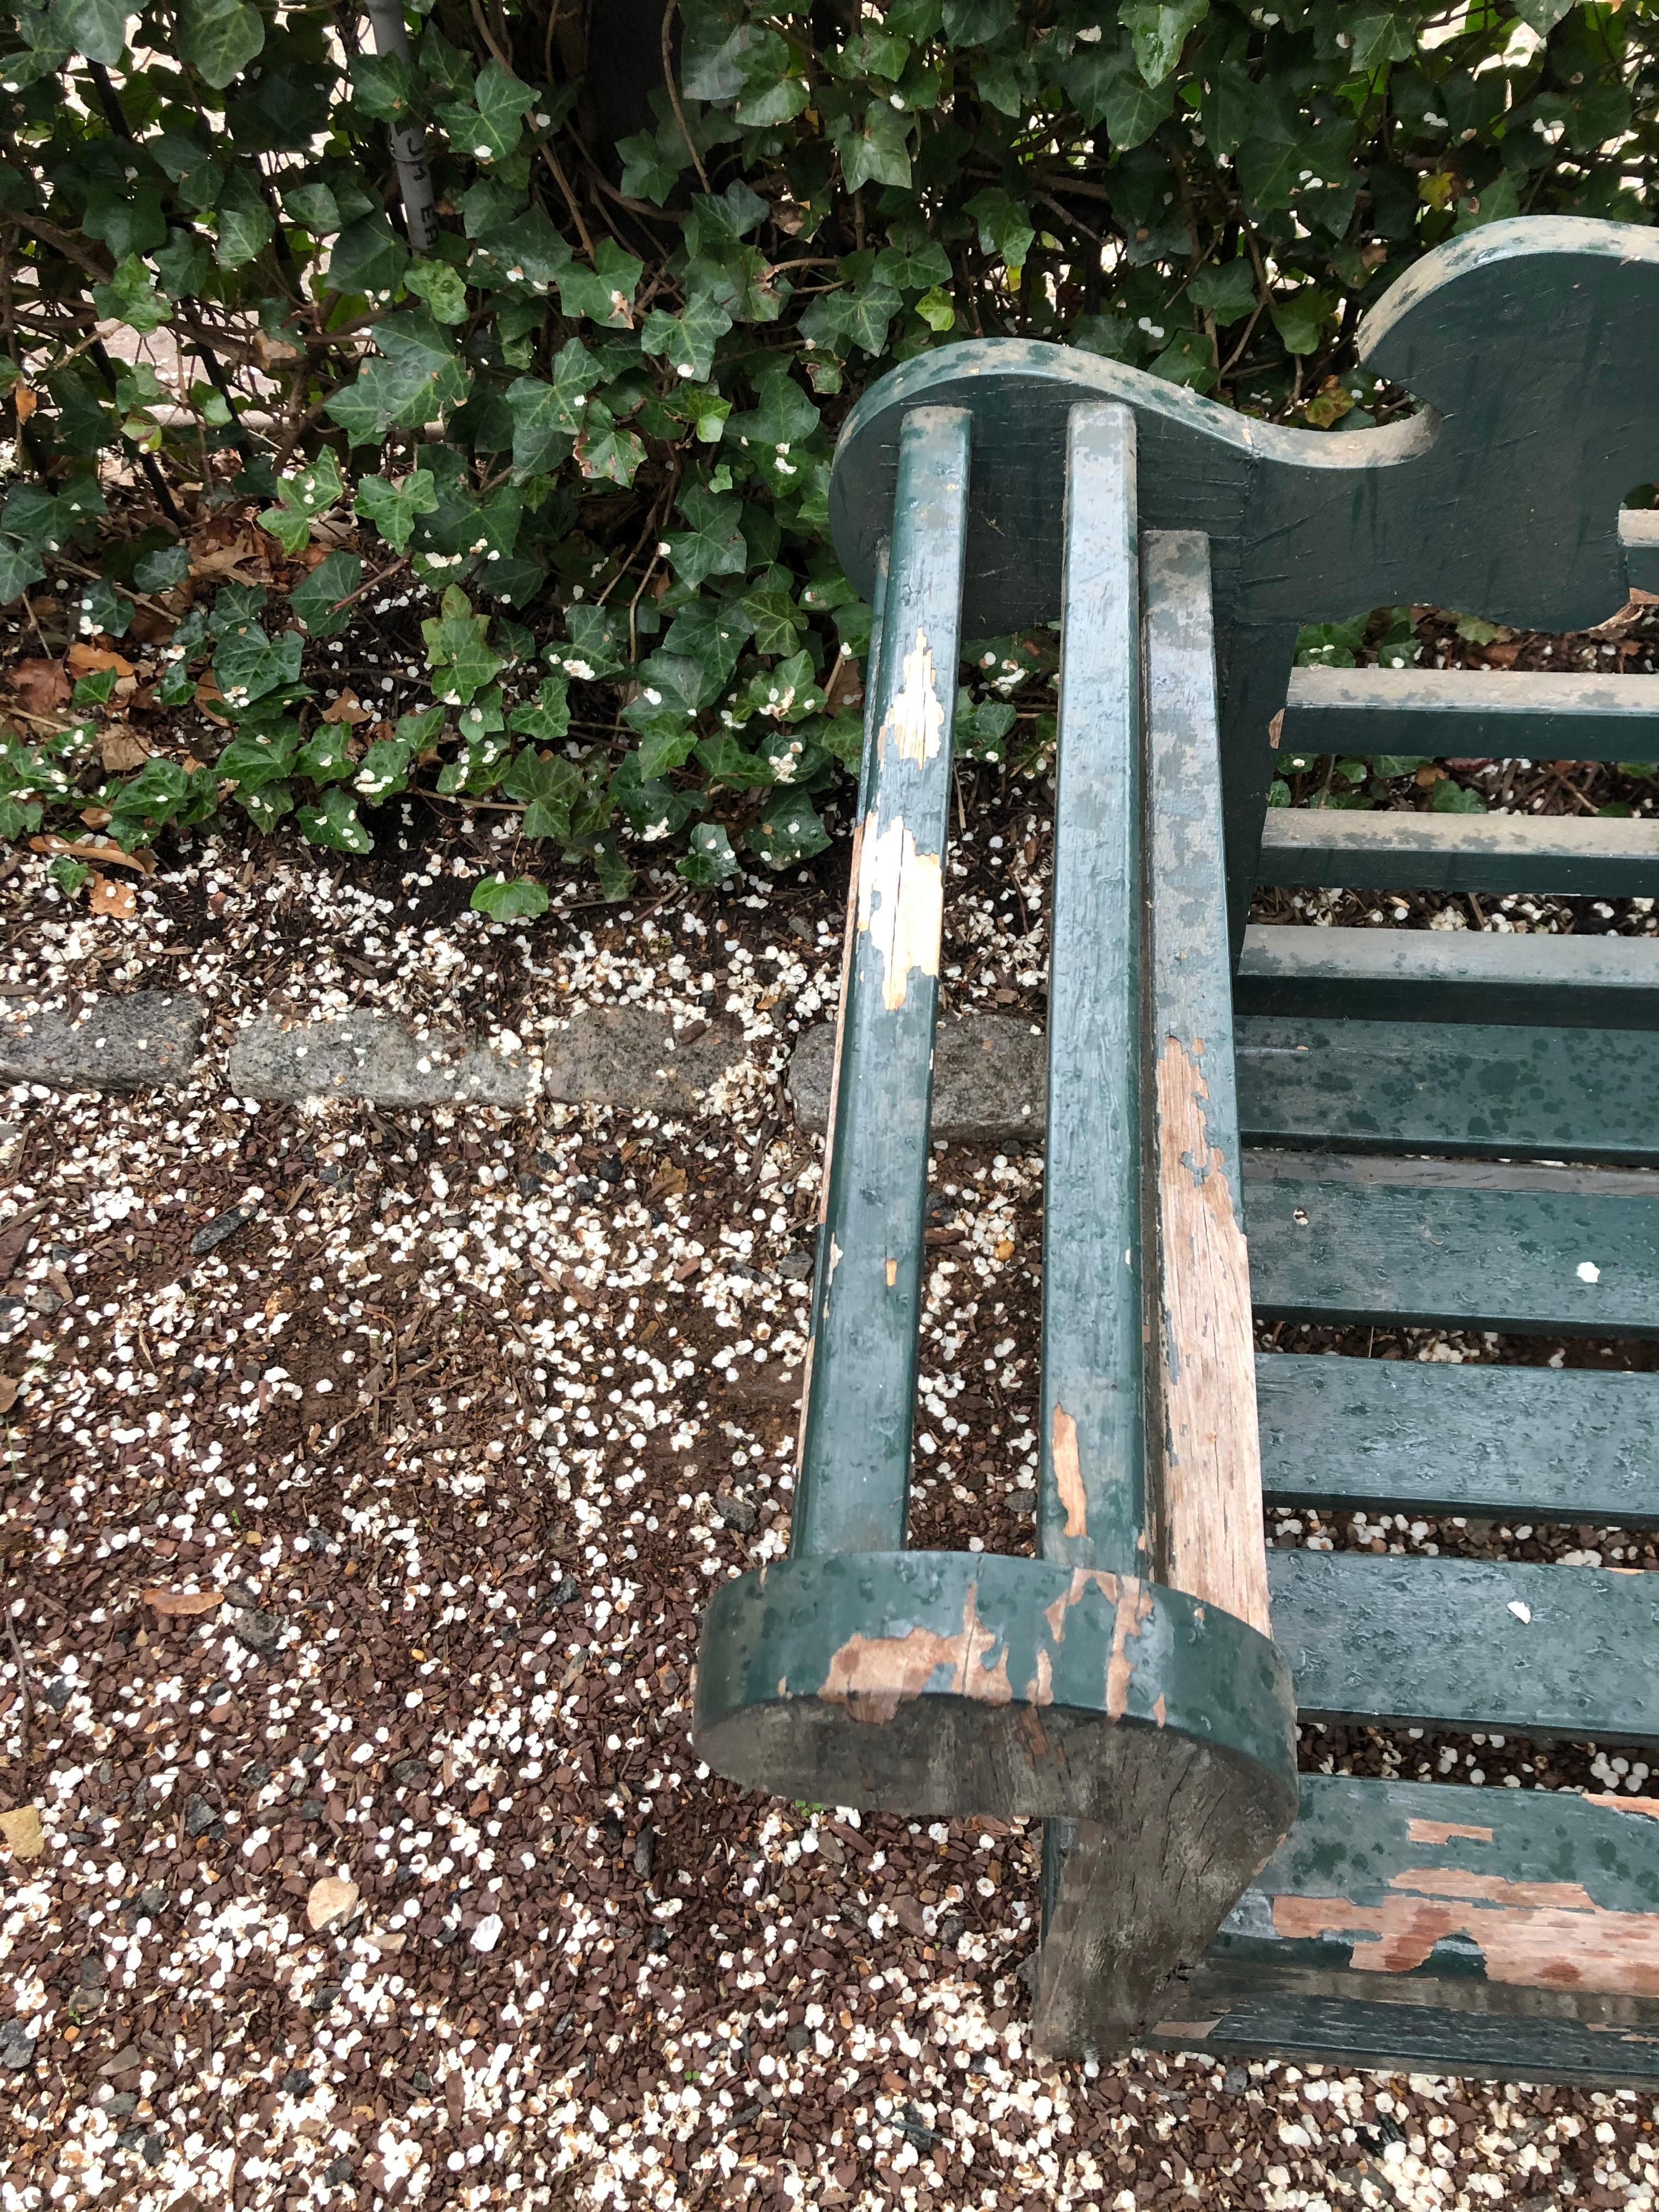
[1282,665,1659,763]
[1150,1773,1659,2086]
[1237,1014,1659,1164]
[1256,805,1659,898]
[1237,923,1659,1028]
[1243,1168,1659,1335]
[1268,1550,1659,1740]
[1256,1353,1659,1525]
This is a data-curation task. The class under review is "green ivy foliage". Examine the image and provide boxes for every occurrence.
[0,0,1654,891]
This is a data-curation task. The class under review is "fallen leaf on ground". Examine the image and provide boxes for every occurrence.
[307,1876,360,1932]
[100,728,151,771]
[194,675,229,722]
[0,1376,18,1413]
[8,660,69,714]
[67,643,136,679]
[13,386,35,422]
[0,1807,44,1859]
[142,1587,224,1616]
[321,690,372,724]
[88,872,138,919]
[29,835,155,873]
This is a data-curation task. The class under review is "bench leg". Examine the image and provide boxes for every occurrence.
[1032,516,1296,2056]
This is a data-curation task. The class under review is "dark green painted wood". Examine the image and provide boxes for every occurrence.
[1243,1162,1659,1336]
[1256,1353,1659,1524]
[792,405,970,1558]
[1624,510,1659,596]
[1236,1015,1659,1165]
[1037,402,1145,1575]
[1269,1550,1659,1740]
[1256,806,1659,898]
[1279,666,1659,766]
[1149,1774,1659,2085]
[830,219,1659,947]
[1150,1995,1659,2089]
[1237,923,1659,1029]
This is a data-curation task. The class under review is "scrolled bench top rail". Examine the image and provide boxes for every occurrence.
[831,217,1659,637]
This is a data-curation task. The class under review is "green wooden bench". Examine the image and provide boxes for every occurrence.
[694,215,1659,2083]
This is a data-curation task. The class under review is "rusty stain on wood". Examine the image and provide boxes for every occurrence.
[1154,1035,1273,1637]
[1051,1406,1088,1539]
[881,629,945,765]
[1406,1817,1497,1845]
[821,1584,1012,1724]
[1273,1864,1659,1994]
[856,812,943,1011]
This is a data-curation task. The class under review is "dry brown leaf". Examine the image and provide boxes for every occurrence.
[142,1587,224,1617]
[253,332,300,369]
[8,660,69,714]
[823,653,864,715]
[99,728,152,772]
[80,805,112,830]
[67,643,136,679]
[194,674,229,724]
[0,1807,44,1859]
[321,690,372,725]
[88,872,137,919]
[0,1376,18,1414]
[12,386,36,422]
[307,1875,360,1932]
[29,835,156,874]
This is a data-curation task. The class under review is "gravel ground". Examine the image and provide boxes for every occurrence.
[5,607,1659,2209]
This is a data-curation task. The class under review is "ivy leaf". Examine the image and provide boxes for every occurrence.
[742,589,807,659]
[640,296,736,383]
[1120,0,1208,89]
[277,447,345,516]
[289,550,363,638]
[1100,59,1178,147]
[213,624,303,708]
[1,536,59,610]
[1347,12,1419,74]
[214,170,274,270]
[941,0,1016,42]
[421,585,503,705]
[472,872,550,920]
[557,240,644,329]
[504,342,602,477]
[695,733,775,791]
[730,368,821,454]
[636,721,699,780]
[1511,0,1573,30]
[354,469,438,552]
[354,736,413,801]
[91,255,167,336]
[297,786,374,853]
[556,606,629,681]
[1270,286,1336,356]
[349,49,415,123]
[874,238,952,291]
[326,311,470,444]
[328,212,410,298]
[837,99,913,193]
[750,789,830,867]
[665,482,749,588]
[1187,258,1257,323]
[469,57,536,161]
[501,748,580,840]
[1431,777,1487,815]
[217,719,302,792]
[574,402,646,487]
[179,0,264,89]
[507,674,572,744]
[678,821,740,887]
[58,0,128,63]
[296,721,356,785]
[617,130,682,205]
[966,188,1036,274]
[403,259,470,325]
[132,543,191,592]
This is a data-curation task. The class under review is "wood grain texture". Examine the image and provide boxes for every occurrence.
[793,407,969,1558]
[1257,805,1659,898]
[1235,1015,1659,1165]
[1236,922,1659,1029]
[1255,1354,1659,1525]
[1279,665,1659,765]
[1144,533,1272,1638]
[1036,403,1146,1573]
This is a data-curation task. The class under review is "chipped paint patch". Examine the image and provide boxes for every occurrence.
[1154,1035,1272,1636]
[1587,1793,1659,1822]
[856,811,944,1012]
[880,629,946,765]
[1051,1406,1088,1540]
[1273,1865,1659,1994]
[821,1584,1012,1725]
[1105,1576,1156,1721]
[885,1256,898,1289]
[1407,1818,1495,1846]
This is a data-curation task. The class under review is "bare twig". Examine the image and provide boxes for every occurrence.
[662,0,711,192]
